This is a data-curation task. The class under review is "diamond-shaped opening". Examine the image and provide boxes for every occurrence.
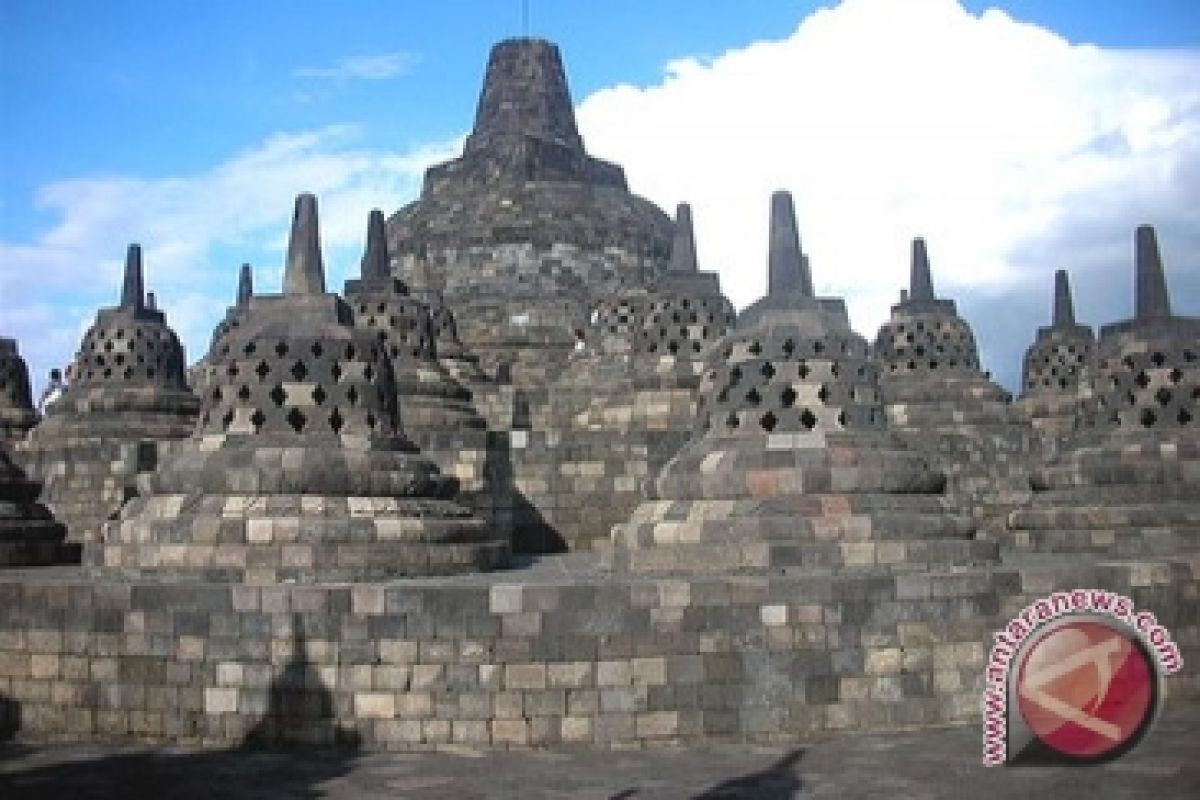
[760,362,776,379]
[725,412,740,429]
[782,339,796,357]
[668,341,679,355]
[331,362,343,381]
[250,408,266,432]
[329,407,345,433]
[221,409,235,430]
[243,342,257,356]
[814,341,825,354]
[692,341,702,353]
[237,384,252,401]
[308,385,325,405]
[363,364,374,381]
[103,368,112,378]
[365,412,377,430]
[1140,408,1157,428]
[275,341,289,358]
[104,340,114,352]
[226,362,239,377]
[1155,388,1173,407]
[929,360,939,370]
[345,344,356,360]
[115,329,125,339]
[1151,351,1166,367]
[1184,350,1196,362]
[780,387,797,408]
[1169,368,1183,384]
[311,342,323,358]
[748,341,762,356]
[286,407,307,432]
[347,385,360,405]
[746,388,762,406]
[123,367,134,380]
[830,362,840,377]
[1135,371,1150,389]
[255,360,270,379]
[800,408,818,430]
[760,411,778,432]
[269,383,287,407]
[729,366,742,385]
[837,411,847,428]
[210,386,223,402]
[290,361,308,381]
[817,384,829,403]
[1122,355,1135,369]
[1179,408,1193,425]
[798,362,810,379]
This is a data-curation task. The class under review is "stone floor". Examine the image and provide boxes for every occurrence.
[1,696,1196,799]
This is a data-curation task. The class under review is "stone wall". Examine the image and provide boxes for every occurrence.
[1,556,1196,749]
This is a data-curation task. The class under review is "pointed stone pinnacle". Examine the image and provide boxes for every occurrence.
[1052,269,1076,327]
[468,38,583,152]
[361,209,390,281]
[283,193,326,296]
[768,191,813,297]
[1135,225,1171,320]
[120,244,146,310]
[237,264,253,307]
[668,203,698,273]
[909,238,935,302]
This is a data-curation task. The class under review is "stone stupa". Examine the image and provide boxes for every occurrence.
[18,245,200,544]
[872,239,1035,531]
[1017,269,1095,442]
[1008,225,1200,559]
[608,193,990,573]
[0,337,37,446]
[386,37,674,383]
[90,194,508,581]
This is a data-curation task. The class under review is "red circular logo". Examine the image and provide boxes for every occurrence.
[1016,620,1156,760]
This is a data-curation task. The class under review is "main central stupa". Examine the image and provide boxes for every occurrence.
[386,38,674,383]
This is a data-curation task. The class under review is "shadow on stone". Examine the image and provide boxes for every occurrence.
[486,431,567,555]
[691,748,806,799]
[0,692,19,742]
[0,619,358,798]
[243,614,361,750]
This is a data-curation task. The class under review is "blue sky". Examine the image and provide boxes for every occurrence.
[2,0,1198,394]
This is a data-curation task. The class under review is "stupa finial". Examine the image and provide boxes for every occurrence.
[361,209,390,281]
[909,238,935,302]
[283,193,326,296]
[768,191,813,297]
[1052,269,1076,327]
[237,263,253,307]
[120,244,146,310]
[668,203,698,273]
[1135,225,1171,320]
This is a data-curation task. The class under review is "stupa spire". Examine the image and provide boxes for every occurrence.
[1052,269,1076,328]
[466,38,583,153]
[909,238,935,302]
[283,193,326,296]
[668,203,698,273]
[1135,225,1171,320]
[237,264,253,307]
[768,191,813,297]
[120,244,145,310]
[361,209,390,281]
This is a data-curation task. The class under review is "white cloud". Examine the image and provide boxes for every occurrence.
[0,126,461,395]
[576,0,1200,389]
[294,52,417,81]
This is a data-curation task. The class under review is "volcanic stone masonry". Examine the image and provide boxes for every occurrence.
[0,338,37,447]
[0,36,1197,753]
[89,194,508,582]
[872,239,1036,534]
[1017,269,1096,446]
[1006,225,1200,561]
[16,245,200,547]
[386,37,674,384]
